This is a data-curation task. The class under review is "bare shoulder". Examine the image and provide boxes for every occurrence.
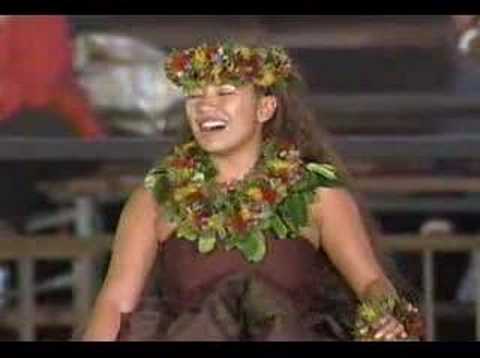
[119,186,176,244]
[311,187,359,221]
[308,187,365,246]
[127,185,158,207]
[300,188,355,250]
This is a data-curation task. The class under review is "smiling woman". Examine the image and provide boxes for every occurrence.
[79,40,424,341]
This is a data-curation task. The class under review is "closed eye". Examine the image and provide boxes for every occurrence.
[218,84,238,96]
[218,90,237,96]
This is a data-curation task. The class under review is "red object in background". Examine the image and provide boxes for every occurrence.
[0,15,106,139]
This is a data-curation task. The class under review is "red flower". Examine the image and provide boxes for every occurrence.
[237,56,261,79]
[171,158,195,169]
[280,175,290,185]
[207,47,217,61]
[262,188,278,204]
[194,211,210,227]
[171,53,190,73]
[231,214,248,233]
[279,139,295,151]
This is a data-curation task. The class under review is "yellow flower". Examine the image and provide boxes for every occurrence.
[173,184,200,202]
[240,206,252,221]
[193,48,208,66]
[268,159,291,173]
[208,214,227,238]
[182,141,196,151]
[246,187,263,201]
[211,65,223,84]
[256,70,276,87]
[238,46,252,59]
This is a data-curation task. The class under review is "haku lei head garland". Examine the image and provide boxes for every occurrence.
[145,138,342,263]
[164,40,299,95]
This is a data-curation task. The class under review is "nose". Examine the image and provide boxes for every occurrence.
[197,100,217,113]
[189,86,220,116]
[195,95,219,115]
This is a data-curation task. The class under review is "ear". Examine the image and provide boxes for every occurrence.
[256,95,277,124]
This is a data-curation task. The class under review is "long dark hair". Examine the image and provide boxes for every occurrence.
[263,75,416,299]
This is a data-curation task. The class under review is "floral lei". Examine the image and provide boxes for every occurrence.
[164,40,298,95]
[354,295,425,341]
[144,138,342,263]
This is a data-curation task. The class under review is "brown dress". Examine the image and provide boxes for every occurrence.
[117,234,358,341]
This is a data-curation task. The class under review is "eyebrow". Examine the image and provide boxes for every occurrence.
[187,85,238,98]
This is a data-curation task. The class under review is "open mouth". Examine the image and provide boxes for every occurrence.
[198,118,228,133]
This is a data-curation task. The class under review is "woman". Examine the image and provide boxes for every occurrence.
[80,41,423,341]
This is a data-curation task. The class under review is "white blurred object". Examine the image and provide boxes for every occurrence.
[74,33,183,129]
[419,218,455,237]
[456,259,476,303]
[75,33,162,66]
[458,28,480,54]
[456,16,480,63]
[0,267,8,308]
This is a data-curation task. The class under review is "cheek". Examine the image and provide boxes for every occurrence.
[185,102,194,118]
[185,103,196,127]
[225,98,259,124]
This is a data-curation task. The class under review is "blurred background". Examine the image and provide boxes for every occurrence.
[1,15,480,341]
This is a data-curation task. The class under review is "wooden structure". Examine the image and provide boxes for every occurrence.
[0,235,111,341]
[1,234,480,341]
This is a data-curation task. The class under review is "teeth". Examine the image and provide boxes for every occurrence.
[200,120,227,131]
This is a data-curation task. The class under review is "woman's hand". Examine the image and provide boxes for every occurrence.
[355,299,423,342]
[369,314,407,341]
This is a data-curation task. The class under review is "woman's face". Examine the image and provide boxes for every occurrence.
[185,84,274,155]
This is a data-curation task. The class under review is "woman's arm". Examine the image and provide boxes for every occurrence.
[81,186,175,341]
[312,188,393,299]
[311,187,408,340]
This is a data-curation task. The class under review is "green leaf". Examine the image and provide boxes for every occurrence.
[198,235,216,254]
[277,203,298,233]
[306,163,337,180]
[163,204,177,222]
[270,214,288,239]
[208,214,227,239]
[176,223,198,242]
[285,193,308,229]
[152,174,171,203]
[224,234,239,251]
[305,162,344,188]
[263,140,279,159]
[191,171,205,182]
[235,230,267,263]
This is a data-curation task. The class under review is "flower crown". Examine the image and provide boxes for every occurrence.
[164,41,298,95]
